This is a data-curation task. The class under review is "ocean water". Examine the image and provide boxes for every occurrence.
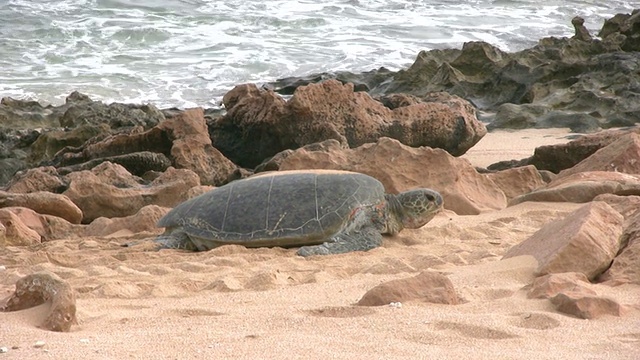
[0,0,634,108]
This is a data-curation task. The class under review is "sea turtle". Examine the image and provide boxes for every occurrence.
[155,170,443,256]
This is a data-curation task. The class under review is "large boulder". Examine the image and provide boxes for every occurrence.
[159,108,237,185]
[63,166,200,223]
[260,137,506,215]
[212,80,486,168]
[0,190,83,224]
[503,201,624,280]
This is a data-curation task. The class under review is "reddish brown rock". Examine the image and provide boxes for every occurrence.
[592,194,640,219]
[90,161,142,187]
[0,190,83,224]
[213,80,486,168]
[550,291,625,319]
[0,209,42,246]
[485,165,546,200]
[357,271,459,306]
[0,206,81,241]
[510,171,640,205]
[503,201,624,280]
[528,127,637,173]
[268,137,506,215]
[159,108,237,185]
[84,205,169,237]
[63,167,199,223]
[3,166,64,193]
[1,272,77,332]
[599,207,640,285]
[528,272,596,299]
[558,132,640,178]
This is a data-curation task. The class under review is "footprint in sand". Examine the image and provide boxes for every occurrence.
[510,312,561,330]
[432,321,519,339]
[170,308,224,317]
[616,333,640,344]
[306,306,376,318]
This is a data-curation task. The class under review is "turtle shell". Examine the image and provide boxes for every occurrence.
[157,170,386,247]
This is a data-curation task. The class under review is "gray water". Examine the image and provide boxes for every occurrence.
[0,0,634,108]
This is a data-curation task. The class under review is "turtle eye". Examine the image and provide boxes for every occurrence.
[425,194,434,202]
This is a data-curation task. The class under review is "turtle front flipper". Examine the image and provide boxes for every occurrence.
[296,227,383,256]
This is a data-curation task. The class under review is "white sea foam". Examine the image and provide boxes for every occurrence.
[0,0,634,108]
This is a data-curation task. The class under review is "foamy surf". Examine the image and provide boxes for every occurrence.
[0,0,633,108]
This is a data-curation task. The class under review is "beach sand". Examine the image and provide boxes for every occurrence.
[1,129,639,359]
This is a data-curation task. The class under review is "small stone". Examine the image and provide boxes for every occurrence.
[389,302,403,308]
[0,265,6,271]
[0,347,8,353]
[80,339,90,344]
[33,341,46,348]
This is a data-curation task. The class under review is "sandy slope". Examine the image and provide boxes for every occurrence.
[1,129,639,360]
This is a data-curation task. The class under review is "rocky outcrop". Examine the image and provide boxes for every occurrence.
[357,271,459,306]
[268,11,640,132]
[212,80,486,168]
[258,138,506,215]
[503,202,624,280]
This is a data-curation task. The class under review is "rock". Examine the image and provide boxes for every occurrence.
[0,209,41,246]
[82,161,143,187]
[592,194,640,219]
[59,92,164,129]
[84,205,169,237]
[213,80,486,168]
[484,165,546,200]
[598,10,640,51]
[557,132,640,179]
[527,127,638,173]
[264,137,506,215]
[63,167,199,223]
[51,126,173,173]
[159,108,237,185]
[0,207,48,238]
[27,124,110,165]
[571,16,592,42]
[0,206,79,241]
[599,237,640,286]
[503,201,624,280]
[1,272,77,332]
[0,190,83,224]
[598,207,640,285]
[3,166,65,193]
[550,291,625,319]
[527,272,596,299]
[357,271,459,306]
[510,172,640,205]
[0,97,62,130]
[57,151,172,177]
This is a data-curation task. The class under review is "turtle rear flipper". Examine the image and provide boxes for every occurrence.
[296,227,383,256]
[154,230,198,251]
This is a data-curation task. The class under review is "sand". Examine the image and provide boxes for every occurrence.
[1,129,639,360]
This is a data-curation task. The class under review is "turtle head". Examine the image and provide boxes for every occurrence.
[387,188,443,232]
